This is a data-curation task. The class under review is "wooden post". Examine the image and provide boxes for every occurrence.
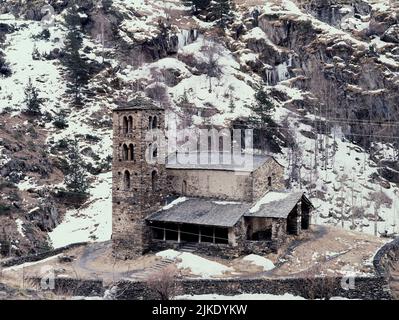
[198,226,201,243]
[213,227,215,244]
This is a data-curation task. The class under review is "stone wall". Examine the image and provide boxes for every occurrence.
[166,168,253,202]
[112,103,167,259]
[0,242,87,268]
[166,157,285,203]
[148,239,244,259]
[30,277,104,297]
[115,276,391,300]
[251,158,285,201]
[373,237,399,277]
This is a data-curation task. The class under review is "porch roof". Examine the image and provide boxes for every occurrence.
[244,192,311,219]
[146,197,250,227]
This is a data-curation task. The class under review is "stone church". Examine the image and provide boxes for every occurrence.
[112,97,314,259]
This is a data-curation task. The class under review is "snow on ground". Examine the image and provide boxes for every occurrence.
[264,0,398,72]
[15,218,25,238]
[177,293,355,300]
[156,249,233,278]
[242,254,275,271]
[118,35,254,127]
[0,20,67,114]
[274,105,399,237]
[176,293,306,300]
[49,172,112,248]
[114,0,189,43]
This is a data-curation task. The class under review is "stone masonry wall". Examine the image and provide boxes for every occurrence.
[115,276,391,300]
[166,168,253,201]
[374,237,399,277]
[112,107,166,259]
[251,158,285,201]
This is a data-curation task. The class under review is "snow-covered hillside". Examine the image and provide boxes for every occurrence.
[0,0,398,254]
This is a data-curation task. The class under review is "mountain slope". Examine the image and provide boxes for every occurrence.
[0,0,398,255]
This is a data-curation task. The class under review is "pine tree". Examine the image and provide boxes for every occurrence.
[32,44,41,60]
[0,50,11,77]
[62,5,90,107]
[53,109,69,129]
[182,0,211,13]
[23,78,43,116]
[210,0,233,29]
[102,0,113,13]
[248,87,277,151]
[65,139,88,194]
[249,88,275,125]
[229,95,235,113]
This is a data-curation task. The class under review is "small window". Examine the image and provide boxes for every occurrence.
[124,171,131,190]
[268,177,272,187]
[122,144,129,161]
[128,116,133,133]
[122,116,128,134]
[153,146,158,158]
[129,144,135,161]
[152,116,158,129]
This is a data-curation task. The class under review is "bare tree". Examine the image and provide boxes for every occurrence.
[146,67,170,108]
[337,174,349,228]
[369,190,393,236]
[145,265,179,300]
[201,41,222,93]
[91,7,113,64]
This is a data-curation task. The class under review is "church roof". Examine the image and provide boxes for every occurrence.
[244,192,313,219]
[165,152,281,172]
[115,95,164,111]
[146,197,251,227]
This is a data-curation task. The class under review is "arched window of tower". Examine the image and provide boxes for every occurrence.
[152,143,158,159]
[128,116,133,133]
[122,116,128,134]
[152,116,158,129]
[129,144,135,161]
[151,170,158,192]
[122,144,129,161]
[124,171,131,190]
[149,116,153,130]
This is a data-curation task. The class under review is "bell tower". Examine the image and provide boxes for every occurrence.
[112,96,166,259]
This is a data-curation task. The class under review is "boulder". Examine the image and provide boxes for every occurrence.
[382,25,399,44]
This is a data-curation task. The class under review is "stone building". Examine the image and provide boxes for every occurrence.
[112,97,314,259]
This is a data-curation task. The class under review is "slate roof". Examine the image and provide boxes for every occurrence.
[244,192,311,219]
[146,192,313,227]
[166,152,280,172]
[146,198,251,227]
[115,95,163,111]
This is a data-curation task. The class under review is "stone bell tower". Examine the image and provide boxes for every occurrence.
[112,96,167,259]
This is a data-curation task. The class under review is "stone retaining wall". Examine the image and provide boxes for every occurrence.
[0,242,87,268]
[29,277,104,297]
[148,240,276,259]
[373,237,399,277]
[115,276,391,300]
